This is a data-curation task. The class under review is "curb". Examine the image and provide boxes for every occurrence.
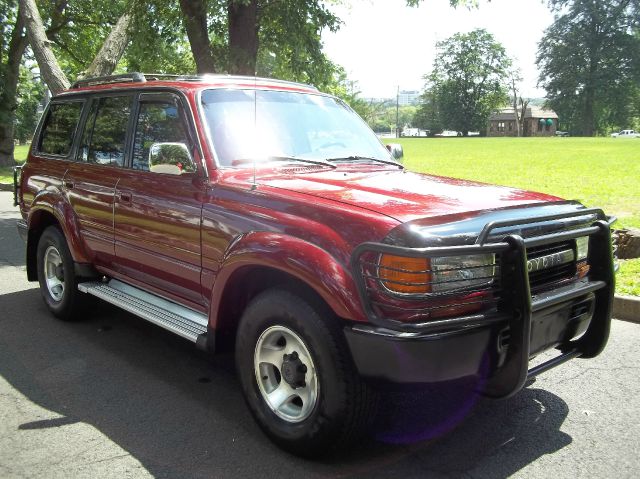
[613,295,640,323]
[0,183,13,192]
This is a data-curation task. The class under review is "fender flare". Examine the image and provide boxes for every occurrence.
[27,189,90,264]
[209,231,366,327]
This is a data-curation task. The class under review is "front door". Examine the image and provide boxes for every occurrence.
[113,92,205,309]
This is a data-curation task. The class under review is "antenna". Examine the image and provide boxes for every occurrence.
[251,73,257,190]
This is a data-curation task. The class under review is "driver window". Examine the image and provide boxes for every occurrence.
[132,97,195,174]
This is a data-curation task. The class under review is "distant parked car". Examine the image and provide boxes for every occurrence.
[611,129,639,138]
[555,131,570,137]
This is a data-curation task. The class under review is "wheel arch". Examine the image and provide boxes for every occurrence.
[26,202,88,281]
[209,232,365,351]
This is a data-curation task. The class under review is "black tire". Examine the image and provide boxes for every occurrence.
[235,288,377,457]
[36,225,86,321]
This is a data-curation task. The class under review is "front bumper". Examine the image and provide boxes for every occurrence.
[345,285,597,386]
[348,211,615,398]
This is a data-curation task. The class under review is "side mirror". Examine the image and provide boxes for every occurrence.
[148,142,195,175]
[386,143,404,160]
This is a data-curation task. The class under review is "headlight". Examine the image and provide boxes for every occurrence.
[576,236,589,261]
[431,254,496,293]
[378,253,496,295]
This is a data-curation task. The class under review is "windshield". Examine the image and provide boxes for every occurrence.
[200,89,392,167]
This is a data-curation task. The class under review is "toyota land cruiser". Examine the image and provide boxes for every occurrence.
[15,73,615,456]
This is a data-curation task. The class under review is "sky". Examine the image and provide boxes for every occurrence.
[321,0,555,99]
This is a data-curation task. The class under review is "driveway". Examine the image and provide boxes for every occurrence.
[0,191,638,478]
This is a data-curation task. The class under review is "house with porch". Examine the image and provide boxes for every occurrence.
[488,106,558,137]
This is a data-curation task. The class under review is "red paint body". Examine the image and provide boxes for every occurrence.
[18,78,562,329]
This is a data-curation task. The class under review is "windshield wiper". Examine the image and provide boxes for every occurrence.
[234,155,336,169]
[326,155,404,169]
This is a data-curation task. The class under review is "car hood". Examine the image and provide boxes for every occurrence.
[257,166,562,224]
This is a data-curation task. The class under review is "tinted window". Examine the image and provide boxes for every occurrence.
[132,99,193,173]
[81,96,131,167]
[39,102,83,156]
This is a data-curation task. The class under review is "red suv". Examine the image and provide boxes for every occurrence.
[15,73,615,456]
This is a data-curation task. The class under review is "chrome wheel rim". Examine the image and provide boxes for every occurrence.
[254,325,319,423]
[44,245,65,302]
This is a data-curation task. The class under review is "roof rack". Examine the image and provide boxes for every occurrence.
[70,72,146,89]
[69,72,318,91]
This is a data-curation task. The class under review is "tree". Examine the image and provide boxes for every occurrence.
[421,29,511,136]
[508,68,529,137]
[413,89,443,133]
[0,1,28,166]
[20,0,136,94]
[178,0,341,84]
[537,0,640,136]
[179,0,216,73]
[228,0,259,75]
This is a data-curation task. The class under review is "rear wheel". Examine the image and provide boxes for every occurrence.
[235,288,377,457]
[36,226,86,320]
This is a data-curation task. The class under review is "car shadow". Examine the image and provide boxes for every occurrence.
[0,288,572,478]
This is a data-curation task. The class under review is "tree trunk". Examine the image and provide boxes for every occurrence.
[0,4,28,167]
[179,0,216,74]
[228,0,258,75]
[517,97,529,137]
[583,85,595,136]
[511,78,521,137]
[20,0,70,94]
[83,11,133,77]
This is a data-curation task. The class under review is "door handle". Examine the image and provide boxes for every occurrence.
[63,180,74,190]
[118,192,132,204]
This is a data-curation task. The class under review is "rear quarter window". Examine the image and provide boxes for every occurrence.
[38,101,84,156]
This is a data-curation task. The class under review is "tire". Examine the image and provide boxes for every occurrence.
[36,225,86,321]
[235,288,377,457]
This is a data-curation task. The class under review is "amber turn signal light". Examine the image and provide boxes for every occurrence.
[378,254,431,294]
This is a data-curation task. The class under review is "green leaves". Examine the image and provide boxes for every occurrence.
[419,28,510,135]
[537,0,640,135]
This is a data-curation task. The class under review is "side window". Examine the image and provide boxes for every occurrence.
[38,102,83,156]
[132,99,195,174]
[80,96,131,167]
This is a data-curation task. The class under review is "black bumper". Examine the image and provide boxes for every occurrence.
[345,285,598,386]
[349,212,615,398]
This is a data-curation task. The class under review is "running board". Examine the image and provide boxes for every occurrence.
[78,279,208,344]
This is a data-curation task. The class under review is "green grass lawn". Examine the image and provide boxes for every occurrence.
[386,136,640,296]
[390,137,640,229]
[0,145,29,184]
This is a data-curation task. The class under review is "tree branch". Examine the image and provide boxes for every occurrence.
[20,0,70,94]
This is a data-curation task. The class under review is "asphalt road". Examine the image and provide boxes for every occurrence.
[1,190,639,478]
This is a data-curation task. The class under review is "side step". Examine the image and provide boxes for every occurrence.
[78,279,208,344]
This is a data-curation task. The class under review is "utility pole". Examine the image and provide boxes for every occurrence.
[396,85,400,138]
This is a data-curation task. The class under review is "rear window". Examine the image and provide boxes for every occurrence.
[38,102,83,156]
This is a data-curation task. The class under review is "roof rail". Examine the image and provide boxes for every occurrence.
[70,72,147,89]
[69,72,318,91]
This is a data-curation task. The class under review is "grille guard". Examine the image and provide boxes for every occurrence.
[350,210,616,398]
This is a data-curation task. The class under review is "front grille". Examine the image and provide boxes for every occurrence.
[526,240,577,291]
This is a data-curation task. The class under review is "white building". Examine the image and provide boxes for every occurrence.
[398,90,420,106]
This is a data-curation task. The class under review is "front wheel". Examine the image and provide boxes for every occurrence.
[36,226,86,320]
[235,289,377,456]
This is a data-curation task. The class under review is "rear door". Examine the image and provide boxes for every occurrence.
[64,94,133,265]
[113,92,206,309]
